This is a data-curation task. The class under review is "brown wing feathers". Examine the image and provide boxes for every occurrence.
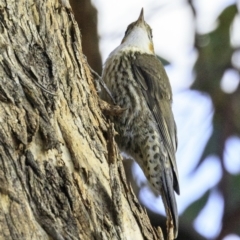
[132,53,179,194]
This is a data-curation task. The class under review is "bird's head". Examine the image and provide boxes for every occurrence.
[121,8,154,54]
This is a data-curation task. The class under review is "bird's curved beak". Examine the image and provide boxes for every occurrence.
[137,8,144,24]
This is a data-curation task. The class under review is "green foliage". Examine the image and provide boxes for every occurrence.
[192,5,238,94]
[182,190,210,223]
[190,3,240,239]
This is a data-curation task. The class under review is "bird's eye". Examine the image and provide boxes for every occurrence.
[147,31,152,39]
[146,25,153,39]
[149,29,153,39]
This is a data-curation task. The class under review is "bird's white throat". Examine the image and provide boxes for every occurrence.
[110,26,153,56]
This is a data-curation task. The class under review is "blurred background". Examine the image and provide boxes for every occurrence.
[69,0,240,239]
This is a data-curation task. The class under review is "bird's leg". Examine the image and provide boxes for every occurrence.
[98,98,127,116]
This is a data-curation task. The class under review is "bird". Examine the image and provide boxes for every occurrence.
[101,8,179,239]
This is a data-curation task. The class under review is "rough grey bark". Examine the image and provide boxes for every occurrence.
[0,0,164,239]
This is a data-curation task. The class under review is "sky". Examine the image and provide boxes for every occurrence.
[91,0,240,238]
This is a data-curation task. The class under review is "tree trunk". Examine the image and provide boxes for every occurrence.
[69,0,102,74]
[0,0,164,239]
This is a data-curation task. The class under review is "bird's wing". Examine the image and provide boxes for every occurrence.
[132,53,179,194]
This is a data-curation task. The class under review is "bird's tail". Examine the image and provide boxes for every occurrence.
[161,169,178,239]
